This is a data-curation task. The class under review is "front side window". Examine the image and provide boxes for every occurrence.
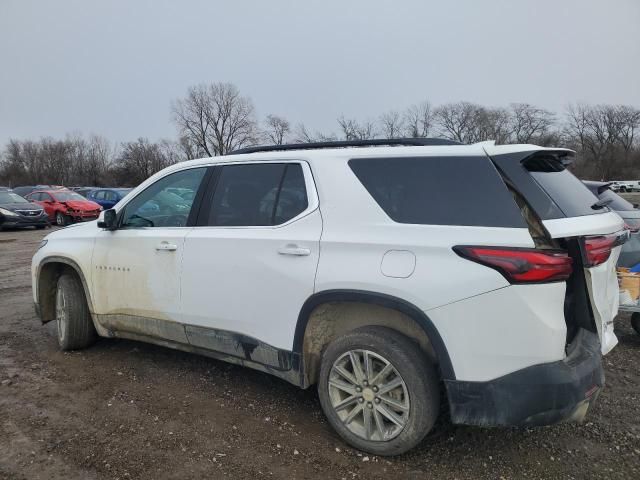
[121,168,206,228]
[207,163,308,227]
[104,191,118,202]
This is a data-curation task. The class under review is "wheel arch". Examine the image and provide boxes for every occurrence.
[36,256,96,325]
[293,290,456,387]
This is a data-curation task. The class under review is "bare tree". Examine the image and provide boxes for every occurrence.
[292,123,337,143]
[403,102,434,138]
[337,116,377,140]
[564,103,640,179]
[113,138,178,186]
[171,82,258,156]
[433,102,480,143]
[263,114,290,145]
[509,103,556,144]
[379,110,405,139]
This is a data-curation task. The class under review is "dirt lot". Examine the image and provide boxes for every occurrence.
[1,227,640,480]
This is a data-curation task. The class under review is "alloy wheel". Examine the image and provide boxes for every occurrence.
[328,349,410,442]
[56,286,67,343]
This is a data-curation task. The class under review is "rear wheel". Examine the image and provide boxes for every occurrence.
[631,313,640,335]
[55,212,69,226]
[55,273,97,350]
[318,326,440,456]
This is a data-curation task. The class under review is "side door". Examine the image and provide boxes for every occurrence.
[91,166,209,343]
[181,161,322,356]
[90,190,105,208]
[37,193,55,219]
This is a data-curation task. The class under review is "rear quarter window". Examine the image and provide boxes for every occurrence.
[349,156,526,227]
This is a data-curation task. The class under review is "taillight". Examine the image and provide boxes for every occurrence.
[453,246,573,284]
[581,232,627,267]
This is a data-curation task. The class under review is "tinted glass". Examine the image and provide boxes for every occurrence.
[525,156,603,217]
[207,163,308,226]
[122,168,206,228]
[53,191,86,202]
[597,188,636,212]
[349,156,526,227]
[0,192,29,203]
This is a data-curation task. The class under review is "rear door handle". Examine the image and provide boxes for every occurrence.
[278,244,311,256]
[156,242,178,251]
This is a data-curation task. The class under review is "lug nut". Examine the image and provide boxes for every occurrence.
[358,397,364,403]
[372,386,378,393]
[363,380,369,387]
[374,398,381,404]
[367,402,373,409]
[356,386,362,392]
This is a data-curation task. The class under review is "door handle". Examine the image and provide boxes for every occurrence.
[156,242,178,251]
[278,244,311,256]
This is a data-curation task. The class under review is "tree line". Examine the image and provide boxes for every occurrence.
[1,81,639,187]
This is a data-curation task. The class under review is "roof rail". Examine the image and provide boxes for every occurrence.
[228,138,462,155]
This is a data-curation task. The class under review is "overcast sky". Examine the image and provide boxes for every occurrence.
[1,0,639,146]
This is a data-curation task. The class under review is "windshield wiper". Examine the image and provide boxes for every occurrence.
[591,198,614,210]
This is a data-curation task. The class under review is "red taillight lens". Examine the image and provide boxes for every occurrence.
[581,232,627,267]
[453,246,573,284]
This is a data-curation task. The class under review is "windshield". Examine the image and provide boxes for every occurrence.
[52,191,86,202]
[0,192,29,204]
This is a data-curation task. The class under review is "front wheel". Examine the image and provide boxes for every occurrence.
[632,313,640,335]
[318,326,440,456]
[56,273,97,350]
[55,212,70,226]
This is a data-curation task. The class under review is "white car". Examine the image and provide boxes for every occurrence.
[32,139,626,455]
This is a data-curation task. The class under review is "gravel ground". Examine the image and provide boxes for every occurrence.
[1,227,639,480]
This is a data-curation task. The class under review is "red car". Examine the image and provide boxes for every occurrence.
[26,189,102,226]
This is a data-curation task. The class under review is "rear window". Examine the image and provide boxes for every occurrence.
[524,155,602,217]
[597,188,636,212]
[349,156,526,227]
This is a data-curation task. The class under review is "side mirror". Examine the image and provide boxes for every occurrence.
[97,209,117,230]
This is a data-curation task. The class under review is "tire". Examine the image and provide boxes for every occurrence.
[36,225,46,230]
[632,313,640,335]
[55,212,69,226]
[55,273,97,350]
[318,326,440,456]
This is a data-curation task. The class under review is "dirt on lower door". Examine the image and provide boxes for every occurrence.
[1,227,639,479]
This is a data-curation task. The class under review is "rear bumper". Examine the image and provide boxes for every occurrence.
[445,328,603,427]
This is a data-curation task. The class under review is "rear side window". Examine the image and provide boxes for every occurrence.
[349,156,526,227]
[524,155,602,217]
[207,163,308,227]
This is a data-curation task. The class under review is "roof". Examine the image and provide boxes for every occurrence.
[154,139,577,177]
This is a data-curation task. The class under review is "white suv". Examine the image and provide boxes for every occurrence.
[32,139,626,455]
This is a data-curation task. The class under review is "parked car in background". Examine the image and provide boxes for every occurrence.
[583,181,640,268]
[0,188,49,229]
[72,187,95,197]
[610,181,639,193]
[86,188,132,210]
[12,185,67,197]
[33,139,625,455]
[25,189,102,226]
